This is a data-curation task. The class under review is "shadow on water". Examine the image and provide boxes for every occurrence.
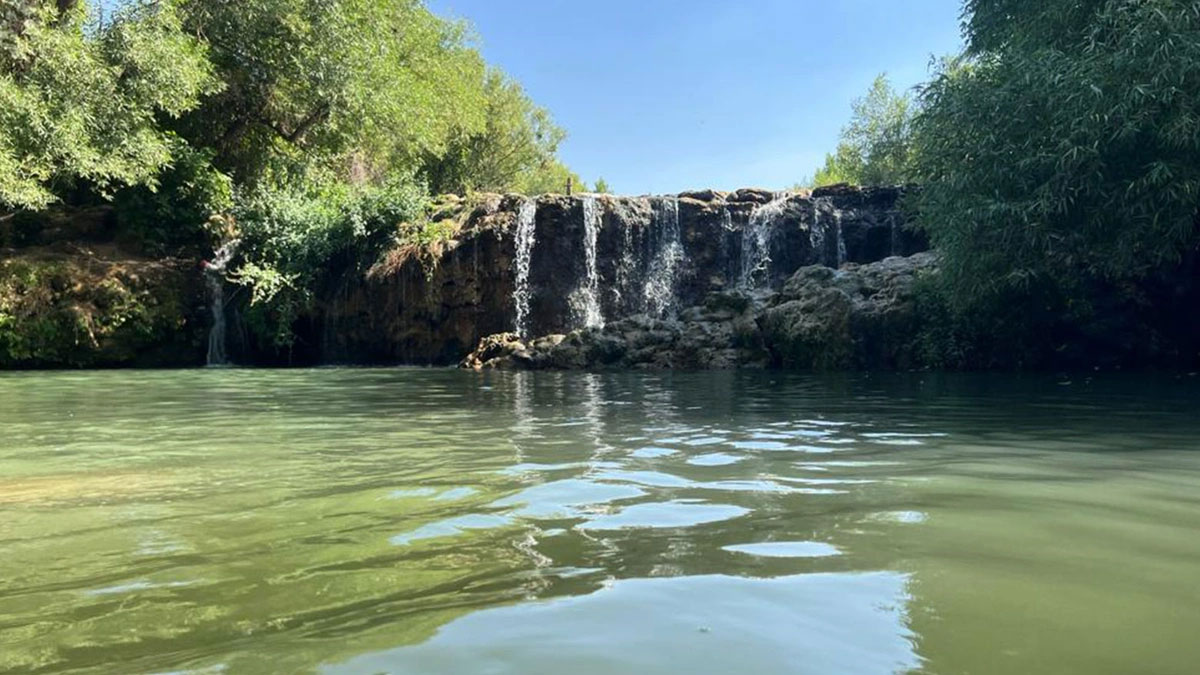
[0,369,1198,673]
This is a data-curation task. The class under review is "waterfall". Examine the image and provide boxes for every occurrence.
[740,192,789,288]
[811,196,848,267]
[889,213,900,257]
[204,239,239,367]
[512,199,538,337]
[835,208,848,267]
[644,196,682,317]
[810,199,828,265]
[577,196,605,329]
[615,206,637,311]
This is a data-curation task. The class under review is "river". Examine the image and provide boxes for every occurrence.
[1,369,1198,674]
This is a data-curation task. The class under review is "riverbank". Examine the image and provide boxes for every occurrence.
[3,186,1197,372]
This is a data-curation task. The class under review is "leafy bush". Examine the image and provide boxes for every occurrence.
[0,254,197,368]
[231,175,426,348]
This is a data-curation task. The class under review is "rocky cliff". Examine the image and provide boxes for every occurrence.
[300,185,924,366]
[0,186,925,369]
[461,253,938,371]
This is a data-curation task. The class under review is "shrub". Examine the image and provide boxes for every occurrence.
[230,176,427,348]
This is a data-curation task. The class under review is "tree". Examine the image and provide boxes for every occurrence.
[592,177,611,194]
[914,0,1200,307]
[422,69,567,195]
[174,0,489,185]
[0,1,216,210]
[813,74,915,187]
[514,159,583,196]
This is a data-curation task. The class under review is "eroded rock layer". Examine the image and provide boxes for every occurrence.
[462,252,937,372]
[315,186,922,365]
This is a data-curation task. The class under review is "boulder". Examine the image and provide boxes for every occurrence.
[759,252,937,370]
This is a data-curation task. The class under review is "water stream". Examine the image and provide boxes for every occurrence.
[512,199,538,337]
[578,196,605,329]
[740,193,790,288]
[204,239,239,367]
[644,196,682,317]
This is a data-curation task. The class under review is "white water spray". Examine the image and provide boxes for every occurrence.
[644,197,682,317]
[579,196,605,329]
[835,208,848,267]
[810,199,828,265]
[512,199,538,337]
[741,193,789,288]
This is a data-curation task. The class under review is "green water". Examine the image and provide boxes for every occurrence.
[2,370,1199,674]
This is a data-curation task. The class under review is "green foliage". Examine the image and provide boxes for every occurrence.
[423,69,568,195]
[113,142,233,254]
[0,1,217,210]
[175,0,490,186]
[913,0,1200,320]
[516,160,583,196]
[231,175,426,347]
[813,74,916,187]
[592,178,611,194]
[0,253,196,368]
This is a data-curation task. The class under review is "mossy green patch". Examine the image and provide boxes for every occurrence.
[0,247,205,368]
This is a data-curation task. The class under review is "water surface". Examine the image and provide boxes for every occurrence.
[1,369,1198,674]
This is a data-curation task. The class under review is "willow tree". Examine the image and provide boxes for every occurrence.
[0,0,216,210]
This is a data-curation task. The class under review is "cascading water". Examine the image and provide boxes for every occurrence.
[811,196,848,267]
[740,192,790,289]
[614,206,637,311]
[512,199,538,337]
[576,196,605,329]
[204,239,239,367]
[835,208,848,267]
[810,199,829,266]
[644,196,682,317]
[889,213,900,257]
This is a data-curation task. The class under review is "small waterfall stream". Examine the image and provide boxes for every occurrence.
[578,196,605,329]
[835,208,848,267]
[204,239,239,367]
[614,204,637,312]
[644,197,682,317]
[810,198,827,265]
[512,199,538,337]
[741,192,790,288]
[811,197,849,268]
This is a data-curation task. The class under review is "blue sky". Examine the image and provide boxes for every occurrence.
[428,0,965,194]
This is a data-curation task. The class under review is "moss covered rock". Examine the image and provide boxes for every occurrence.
[0,245,206,368]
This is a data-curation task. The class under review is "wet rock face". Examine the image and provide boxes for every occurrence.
[310,200,520,366]
[314,185,923,366]
[462,252,938,372]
